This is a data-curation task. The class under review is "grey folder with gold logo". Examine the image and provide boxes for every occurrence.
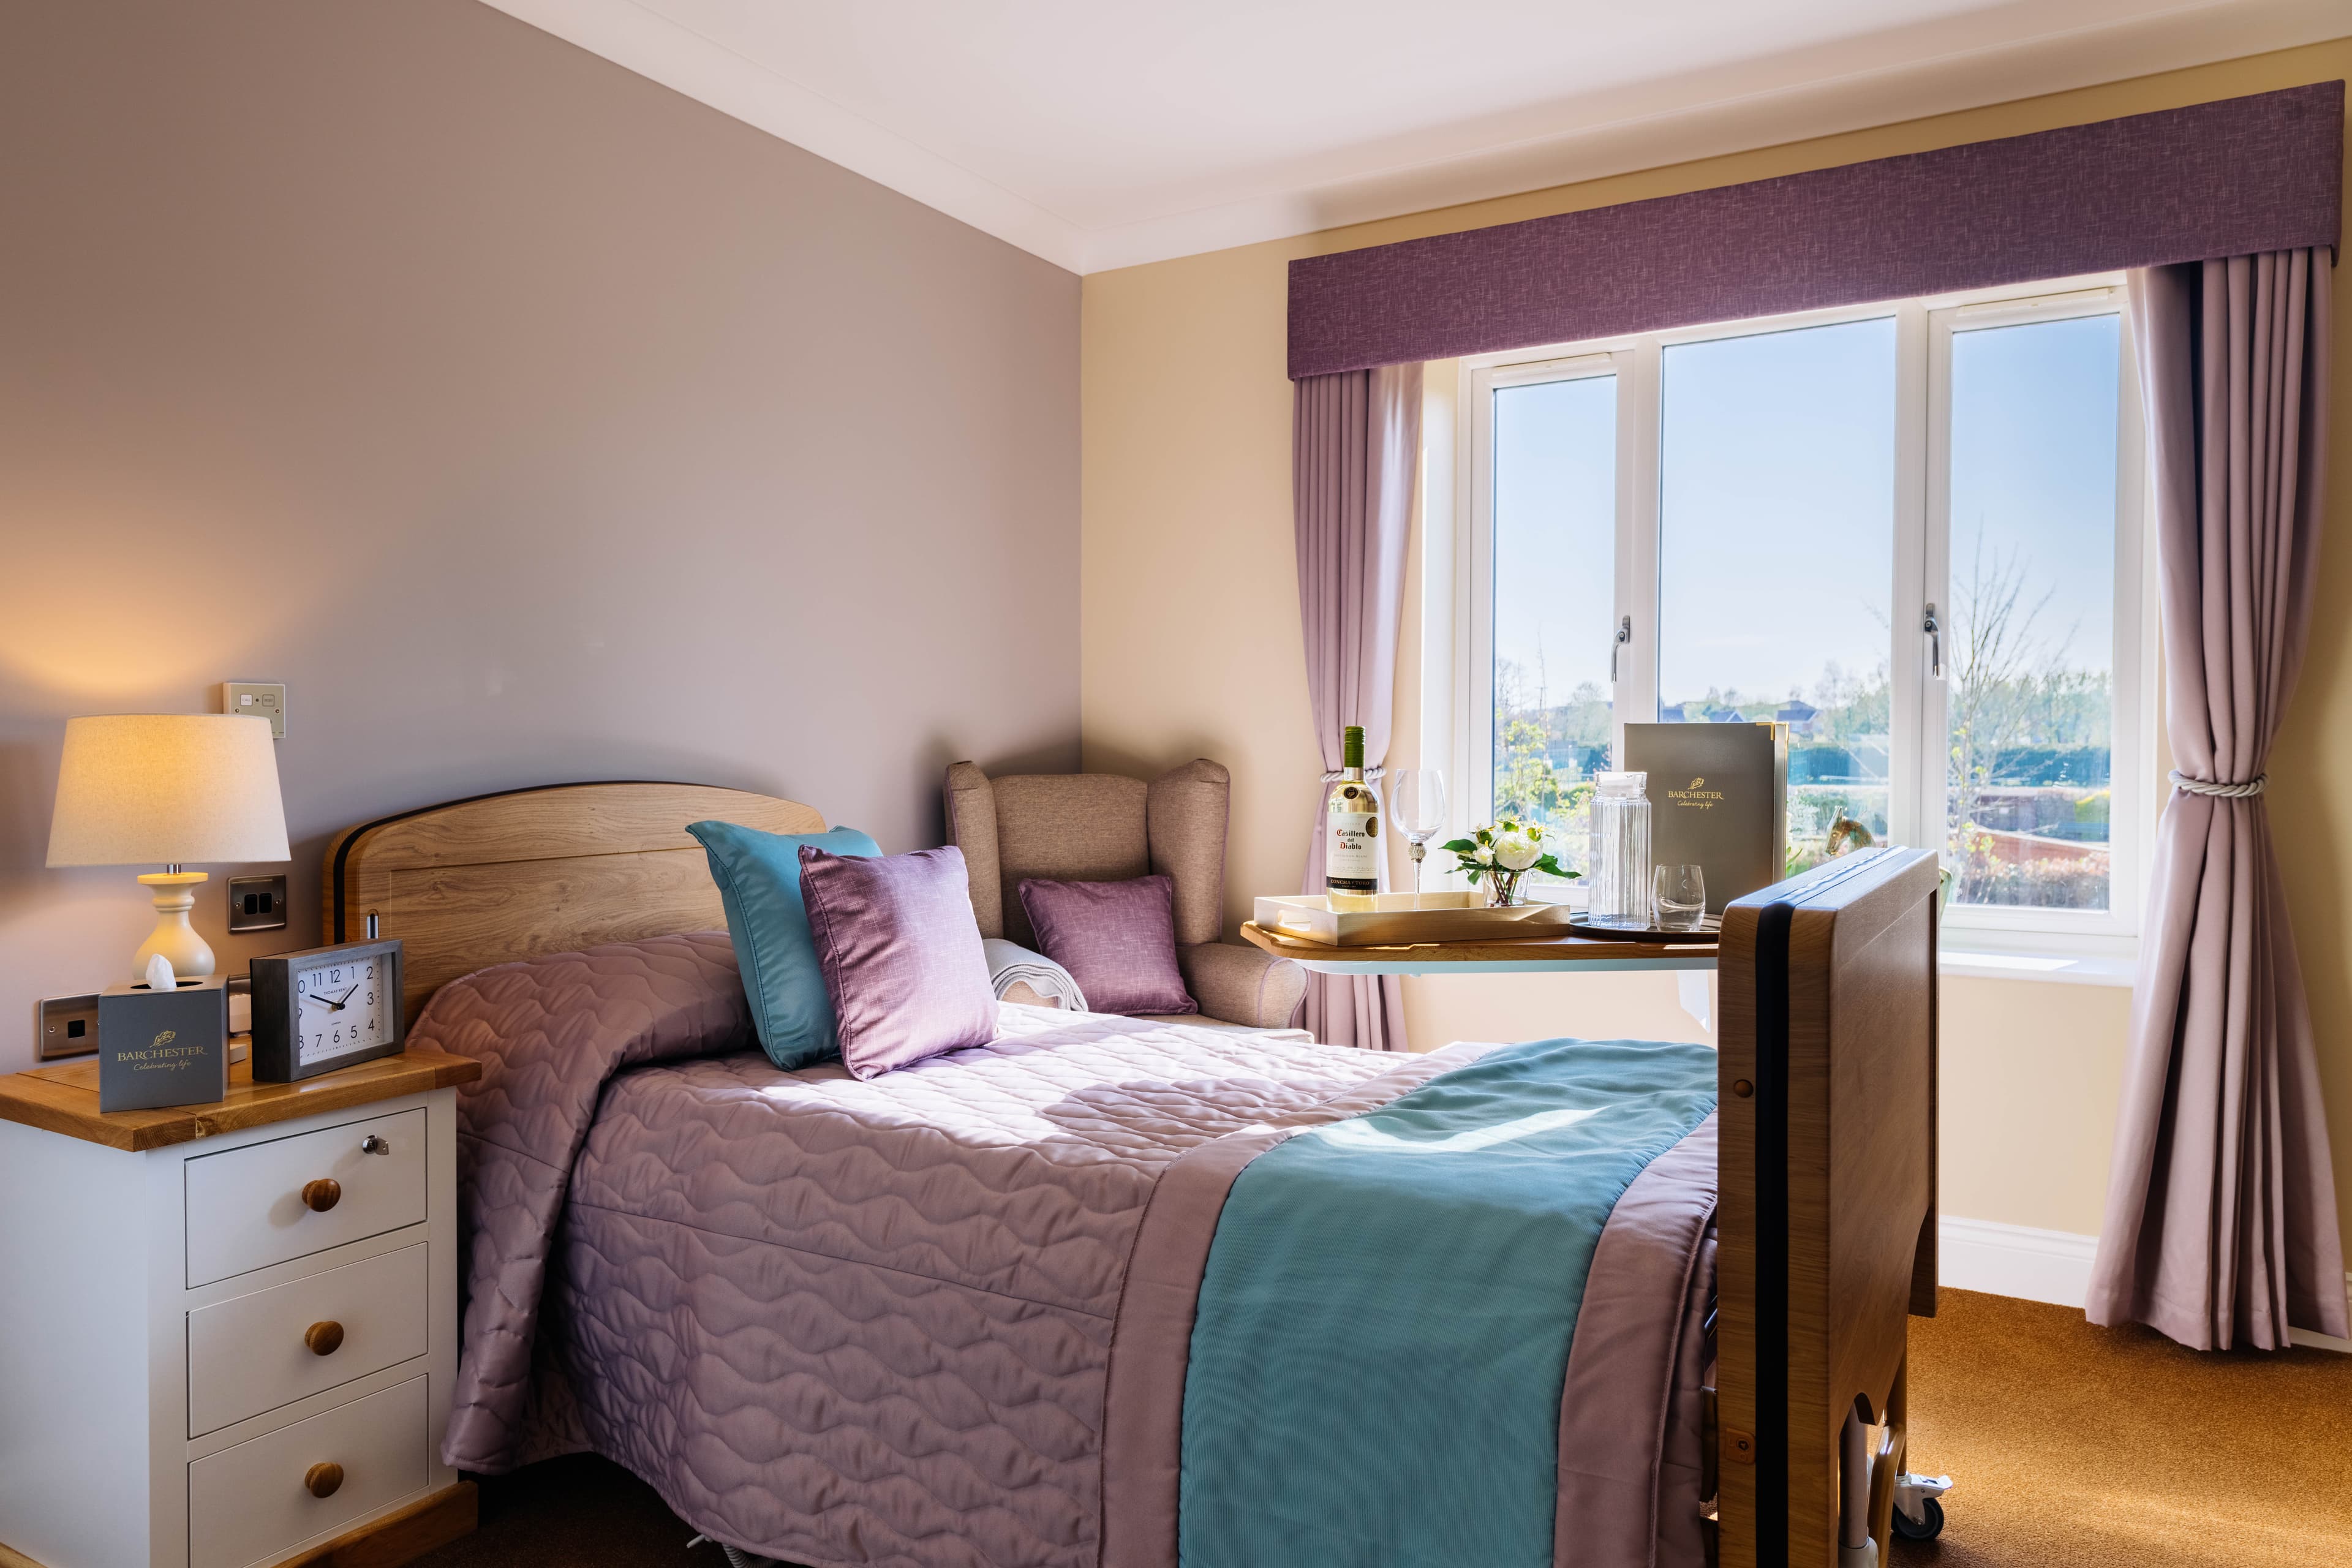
[1623,722,1790,914]
[97,975,229,1112]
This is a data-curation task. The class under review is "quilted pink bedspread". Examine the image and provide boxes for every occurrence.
[415,933,1716,1568]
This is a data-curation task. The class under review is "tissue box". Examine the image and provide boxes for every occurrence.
[98,976,230,1112]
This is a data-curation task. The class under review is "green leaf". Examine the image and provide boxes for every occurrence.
[1464,866,1485,884]
[1534,854,1580,880]
[1439,838,1476,854]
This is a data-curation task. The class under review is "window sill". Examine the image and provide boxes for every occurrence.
[1938,947,2135,988]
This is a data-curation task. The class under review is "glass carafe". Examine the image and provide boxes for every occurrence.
[1588,771,1654,929]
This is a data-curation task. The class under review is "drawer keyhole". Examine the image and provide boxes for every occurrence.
[304,1320,345,1356]
[305,1462,344,1499]
[301,1178,341,1213]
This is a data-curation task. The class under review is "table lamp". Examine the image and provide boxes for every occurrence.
[45,714,292,981]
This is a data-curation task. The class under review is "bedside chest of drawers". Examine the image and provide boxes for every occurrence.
[0,1050,482,1568]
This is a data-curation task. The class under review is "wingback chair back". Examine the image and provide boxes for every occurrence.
[943,759,1229,951]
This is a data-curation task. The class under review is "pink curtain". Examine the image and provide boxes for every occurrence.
[1294,364,1420,1050]
[2088,250,2347,1351]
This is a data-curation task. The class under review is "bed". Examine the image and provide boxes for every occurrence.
[328,782,1939,1568]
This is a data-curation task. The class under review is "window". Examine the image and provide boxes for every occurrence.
[1486,363,1618,875]
[1453,279,2148,948]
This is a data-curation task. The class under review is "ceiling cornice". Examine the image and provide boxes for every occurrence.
[478,0,2350,276]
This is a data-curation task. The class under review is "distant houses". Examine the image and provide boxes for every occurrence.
[1655,697,1819,734]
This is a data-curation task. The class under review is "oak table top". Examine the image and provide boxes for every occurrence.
[1239,920,1720,976]
[0,1047,482,1153]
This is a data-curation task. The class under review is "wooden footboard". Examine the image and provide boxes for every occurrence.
[1714,848,1940,1567]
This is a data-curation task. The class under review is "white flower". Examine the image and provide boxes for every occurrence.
[1473,845,1494,865]
[1493,829,1540,871]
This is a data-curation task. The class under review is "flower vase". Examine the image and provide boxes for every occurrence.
[1485,871,1524,908]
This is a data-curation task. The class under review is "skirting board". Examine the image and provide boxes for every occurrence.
[1937,1215,2352,1353]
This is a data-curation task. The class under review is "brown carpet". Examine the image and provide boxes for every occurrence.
[1890,1289,2352,1567]
[412,1289,2352,1568]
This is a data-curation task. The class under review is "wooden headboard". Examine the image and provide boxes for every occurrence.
[323,782,824,1019]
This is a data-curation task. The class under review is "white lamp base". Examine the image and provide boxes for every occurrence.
[134,871,215,982]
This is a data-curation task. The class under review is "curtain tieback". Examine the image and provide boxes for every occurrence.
[2170,771,2266,799]
[1321,766,1386,783]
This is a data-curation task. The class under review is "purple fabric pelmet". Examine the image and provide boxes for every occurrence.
[1289,83,2342,379]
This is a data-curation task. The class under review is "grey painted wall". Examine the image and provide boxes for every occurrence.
[0,0,1080,1071]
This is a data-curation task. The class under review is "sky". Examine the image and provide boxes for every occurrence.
[1492,309,2121,716]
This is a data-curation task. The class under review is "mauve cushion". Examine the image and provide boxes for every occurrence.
[1016,875,1198,1017]
[798,844,1000,1079]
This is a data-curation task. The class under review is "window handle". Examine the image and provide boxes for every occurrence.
[1611,616,1632,682]
[1923,604,1943,679]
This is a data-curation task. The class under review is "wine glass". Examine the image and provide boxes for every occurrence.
[1391,769,1448,907]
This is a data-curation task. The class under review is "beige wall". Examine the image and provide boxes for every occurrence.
[0,0,1080,1072]
[1083,40,2350,1242]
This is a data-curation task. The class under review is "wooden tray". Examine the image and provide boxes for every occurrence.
[1252,891,1574,947]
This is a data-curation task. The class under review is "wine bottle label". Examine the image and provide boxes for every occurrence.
[1327,812,1378,890]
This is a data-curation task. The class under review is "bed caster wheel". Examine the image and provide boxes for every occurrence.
[1891,1498,1945,1540]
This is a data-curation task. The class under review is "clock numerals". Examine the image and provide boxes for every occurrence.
[262,943,397,1082]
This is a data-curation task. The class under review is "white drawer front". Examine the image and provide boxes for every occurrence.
[187,1374,428,1568]
[187,1242,429,1436]
[186,1109,426,1287]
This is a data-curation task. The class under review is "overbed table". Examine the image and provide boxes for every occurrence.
[1238,921,1718,975]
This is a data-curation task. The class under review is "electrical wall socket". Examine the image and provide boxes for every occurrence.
[38,993,100,1061]
[219,681,287,738]
[227,873,289,933]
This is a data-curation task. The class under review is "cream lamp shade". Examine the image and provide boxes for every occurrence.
[47,714,292,981]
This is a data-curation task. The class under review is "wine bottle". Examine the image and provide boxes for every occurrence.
[1325,725,1379,911]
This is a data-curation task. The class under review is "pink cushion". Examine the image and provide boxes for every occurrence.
[798,845,998,1078]
[1016,875,1197,1017]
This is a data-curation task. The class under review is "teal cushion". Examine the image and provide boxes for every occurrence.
[687,820,882,1069]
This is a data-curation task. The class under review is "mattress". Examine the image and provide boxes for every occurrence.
[417,933,1716,1568]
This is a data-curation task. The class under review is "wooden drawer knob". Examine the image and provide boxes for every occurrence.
[305,1461,344,1499]
[304,1320,345,1356]
[301,1178,342,1213]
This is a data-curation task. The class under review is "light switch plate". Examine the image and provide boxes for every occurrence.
[37,993,100,1061]
[227,873,289,933]
[219,681,287,738]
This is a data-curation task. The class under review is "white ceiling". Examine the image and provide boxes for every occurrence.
[481,0,2347,273]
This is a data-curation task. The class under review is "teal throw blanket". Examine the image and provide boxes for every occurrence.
[1177,1037,1718,1568]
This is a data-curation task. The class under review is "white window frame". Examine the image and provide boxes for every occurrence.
[1438,273,2152,955]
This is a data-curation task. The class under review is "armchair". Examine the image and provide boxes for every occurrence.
[943,758,1307,1031]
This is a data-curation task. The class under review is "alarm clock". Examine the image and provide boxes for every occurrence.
[249,939,405,1082]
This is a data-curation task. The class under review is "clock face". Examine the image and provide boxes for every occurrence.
[293,956,391,1065]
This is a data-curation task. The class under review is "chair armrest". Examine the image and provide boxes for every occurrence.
[1177,941,1307,1030]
